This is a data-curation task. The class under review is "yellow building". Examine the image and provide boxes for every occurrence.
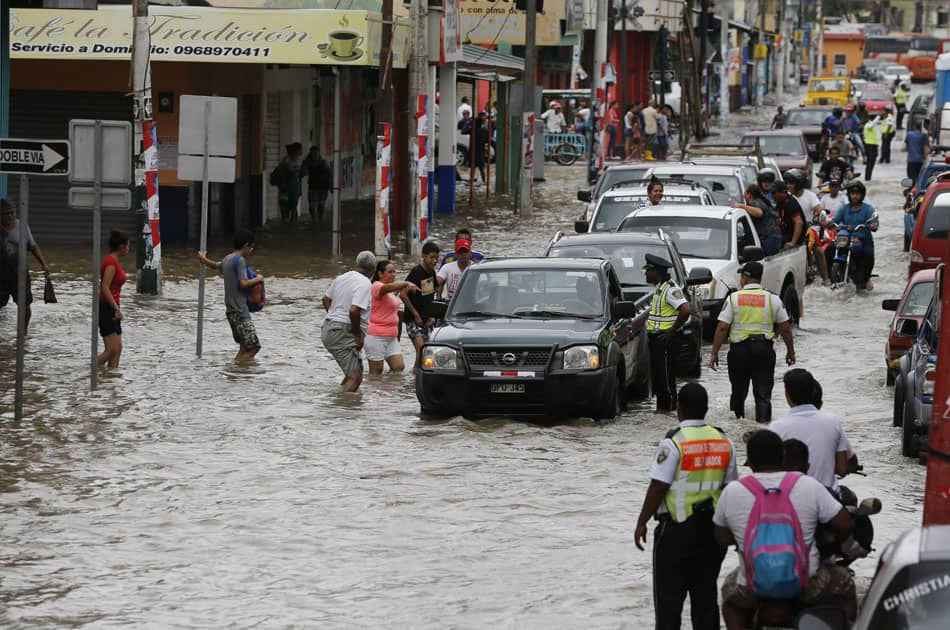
[820,32,866,77]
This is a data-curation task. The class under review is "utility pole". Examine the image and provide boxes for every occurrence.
[776,3,785,106]
[133,0,162,294]
[515,0,538,214]
[408,0,428,254]
[816,0,823,77]
[588,0,608,185]
[621,0,628,110]
[719,0,729,122]
[1,2,10,199]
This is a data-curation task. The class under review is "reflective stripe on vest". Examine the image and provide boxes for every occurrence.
[728,288,776,343]
[665,425,732,522]
[647,280,679,333]
[864,123,881,145]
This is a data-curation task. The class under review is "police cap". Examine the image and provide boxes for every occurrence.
[740,261,764,279]
[644,253,673,270]
[0,198,15,215]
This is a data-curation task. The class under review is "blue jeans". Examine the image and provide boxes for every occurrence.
[606,125,619,156]
[761,235,783,256]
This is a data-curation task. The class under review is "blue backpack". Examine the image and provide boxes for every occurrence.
[231,256,265,312]
[739,472,810,598]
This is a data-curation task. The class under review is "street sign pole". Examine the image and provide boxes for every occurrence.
[14,174,28,421]
[90,121,103,391]
[196,100,210,358]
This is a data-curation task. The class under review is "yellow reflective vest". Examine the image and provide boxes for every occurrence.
[895,87,908,106]
[648,280,680,333]
[665,424,732,522]
[864,119,882,146]
[728,287,776,343]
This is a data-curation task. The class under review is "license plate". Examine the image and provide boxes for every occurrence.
[490,383,525,394]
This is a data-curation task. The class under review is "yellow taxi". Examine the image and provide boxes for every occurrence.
[800,77,854,107]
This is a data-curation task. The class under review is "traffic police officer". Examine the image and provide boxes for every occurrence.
[709,261,796,423]
[635,382,737,630]
[895,82,909,129]
[881,106,896,164]
[862,113,882,181]
[645,253,691,413]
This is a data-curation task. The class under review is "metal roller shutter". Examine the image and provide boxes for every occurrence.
[6,90,137,244]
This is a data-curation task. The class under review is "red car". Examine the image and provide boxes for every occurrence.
[909,172,950,276]
[860,84,895,116]
[882,268,936,385]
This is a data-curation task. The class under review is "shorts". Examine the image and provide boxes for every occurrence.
[98,300,122,337]
[364,334,402,361]
[721,564,855,608]
[322,319,363,377]
[0,274,33,307]
[226,311,261,350]
[405,318,430,341]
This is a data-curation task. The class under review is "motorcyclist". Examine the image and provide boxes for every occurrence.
[828,180,879,290]
[823,107,844,144]
[818,146,854,185]
[840,104,865,161]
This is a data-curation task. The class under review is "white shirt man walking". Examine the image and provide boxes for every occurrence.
[322,251,376,392]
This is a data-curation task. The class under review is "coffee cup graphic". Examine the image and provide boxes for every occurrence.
[324,30,363,59]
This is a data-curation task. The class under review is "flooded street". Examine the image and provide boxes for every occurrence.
[0,94,929,627]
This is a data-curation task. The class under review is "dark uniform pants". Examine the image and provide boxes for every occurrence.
[864,144,878,180]
[653,512,727,630]
[649,333,677,411]
[727,338,776,422]
[897,104,906,129]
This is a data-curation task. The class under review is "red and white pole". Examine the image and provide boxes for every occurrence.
[375,123,392,257]
[923,245,950,525]
[416,94,429,244]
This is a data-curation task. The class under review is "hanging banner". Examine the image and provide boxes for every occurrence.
[458,0,564,46]
[9,6,408,67]
[375,124,392,255]
[442,0,463,63]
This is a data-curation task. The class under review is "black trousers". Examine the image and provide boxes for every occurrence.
[897,104,906,129]
[653,513,727,630]
[649,334,677,411]
[908,161,923,182]
[864,144,878,180]
[727,339,776,422]
[881,133,893,163]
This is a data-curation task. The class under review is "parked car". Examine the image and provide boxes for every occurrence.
[416,257,649,419]
[907,93,934,131]
[882,269,936,386]
[894,264,943,458]
[642,164,747,205]
[909,172,950,277]
[882,64,912,84]
[785,106,834,161]
[618,205,807,338]
[857,59,890,80]
[575,182,714,233]
[577,163,654,221]
[809,525,950,630]
[860,83,896,116]
[740,129,814,188]
[902,158,950,250]
[545,231,711,376]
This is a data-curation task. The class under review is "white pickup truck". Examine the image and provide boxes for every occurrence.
[618,205,807,338]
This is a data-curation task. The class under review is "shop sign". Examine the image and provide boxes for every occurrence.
[458,0,565,46]
[443,0,463,63]
[9,6,407,67]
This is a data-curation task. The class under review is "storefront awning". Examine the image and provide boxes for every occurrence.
[457,45,524,81]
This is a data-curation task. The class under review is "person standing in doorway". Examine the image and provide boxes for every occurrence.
[709,261,796,423]
[303,146,332,226]
[905,123,931,183]
[322,251,376,392]
[634,382,737,630]
[97,229,130,369]
[645,253,691,413]
[0,197,51,331]
[196,229,265,362]
[272,142,303,224]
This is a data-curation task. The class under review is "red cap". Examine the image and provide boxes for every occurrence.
[455,238,472,253]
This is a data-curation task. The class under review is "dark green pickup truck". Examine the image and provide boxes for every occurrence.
[415,257,647,420]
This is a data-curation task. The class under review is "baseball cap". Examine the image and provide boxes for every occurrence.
[740,261,764,279]
[0,198,15,214]
[455,238,472,253]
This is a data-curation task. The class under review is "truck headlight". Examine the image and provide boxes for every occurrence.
[421,346,460,370]
[697,279,716,300]
[562,345,600,370]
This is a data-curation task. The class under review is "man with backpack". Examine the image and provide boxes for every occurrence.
[713,430,856,630]
[634,383,737,630]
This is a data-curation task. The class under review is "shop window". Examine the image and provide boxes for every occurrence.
[833,54,847,67]
[939,11,949,27]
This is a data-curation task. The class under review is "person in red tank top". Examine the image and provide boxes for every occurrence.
[97,229,130,368]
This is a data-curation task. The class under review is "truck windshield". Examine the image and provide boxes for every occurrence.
[867,561,950,630]
[619,216,732,260]
[595,167,652,196]
[550,242,671,285]
[742,135,805,156]
[448,269,607,319]
[592,194,701,231]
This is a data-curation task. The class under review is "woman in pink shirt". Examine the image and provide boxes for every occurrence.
[606,101,621,158]
[366,260,418,375]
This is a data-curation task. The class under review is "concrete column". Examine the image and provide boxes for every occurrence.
[428,64,437,221]
[437,63,458,213]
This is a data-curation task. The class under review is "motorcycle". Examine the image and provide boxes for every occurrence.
[829,214,878,290]
[806,222,837,284]
[752,481,882,630]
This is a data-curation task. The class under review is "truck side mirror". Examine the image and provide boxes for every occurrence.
[577,190,592,202]
[897,318,919,337]
[740,245,765,262]
[881,299,900,311]
[574,220,590,233]
[686,267,713,286]
[429,300,448,320]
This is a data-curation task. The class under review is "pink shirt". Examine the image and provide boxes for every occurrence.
[368,281,400,337]
[607,108,621,127]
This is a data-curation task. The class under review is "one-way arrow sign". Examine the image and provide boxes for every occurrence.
[0,138,70,176]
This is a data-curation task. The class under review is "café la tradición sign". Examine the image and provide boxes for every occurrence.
[9,5,409,67]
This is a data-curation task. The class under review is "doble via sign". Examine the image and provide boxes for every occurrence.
[0,138,70,176]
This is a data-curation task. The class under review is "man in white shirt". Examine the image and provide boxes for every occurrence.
[819,179,847,217]
[437,237,473,301]
[641,101,659,154]
[540,101,566,134]
[714,430,856,630]
[322,250,375,392]
[769,368,859,492]
[457,96,472,122]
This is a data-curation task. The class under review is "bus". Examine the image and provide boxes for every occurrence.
[866,34,948,81]
[865,35,912,62]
